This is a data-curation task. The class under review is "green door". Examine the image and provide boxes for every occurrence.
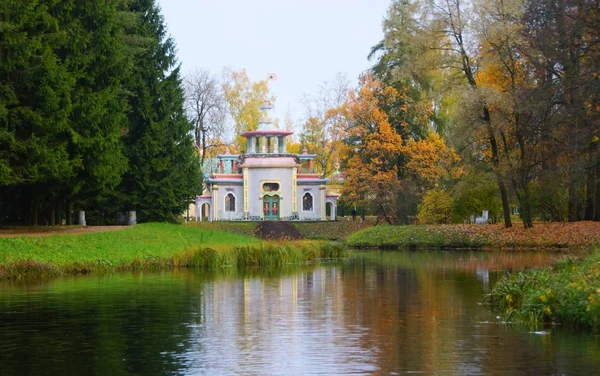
[263,195,280,220]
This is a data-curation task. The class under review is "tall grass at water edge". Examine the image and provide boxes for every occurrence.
[484,250,600,331]
[175,241,347,269]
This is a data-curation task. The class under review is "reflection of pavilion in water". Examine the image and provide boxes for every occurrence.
[196,104,338,221]
[193,267,378,373]
[185,251,568,374]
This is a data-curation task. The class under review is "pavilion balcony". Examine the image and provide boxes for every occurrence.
[299,167,318,174]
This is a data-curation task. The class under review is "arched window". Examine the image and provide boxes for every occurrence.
[302,192,313,211]
[225,193,235,212]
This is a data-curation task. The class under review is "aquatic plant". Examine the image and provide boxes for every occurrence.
[485,251,600,331]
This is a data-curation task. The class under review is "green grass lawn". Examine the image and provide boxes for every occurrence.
[292,219,374,241]
[0,223,346,280]
[345,225,488,249]
[0,223,258,266]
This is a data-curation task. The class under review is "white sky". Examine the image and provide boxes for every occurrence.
[157,0,391,127]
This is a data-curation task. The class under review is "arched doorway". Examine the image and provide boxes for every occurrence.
[263,194,280,220]
[326,201,336,221]
[201,203,210,221]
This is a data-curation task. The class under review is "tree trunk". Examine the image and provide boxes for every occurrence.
[520,188,534,229]
[32,200,39,227]
[516,121,533,229]
[55,201,62,225]
[66,200,73,225]
[50,204,56,226]
[568,177,578,222]
[484,106,512,228]
[584,169,595,220]
[594,160,600,221]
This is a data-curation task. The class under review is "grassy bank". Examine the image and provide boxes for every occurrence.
[292,219,374,241]
[346,222,600,249]
[346,225,488,249]
[485,252,600,331]
[186,221,258,237]
[0,223,346,280]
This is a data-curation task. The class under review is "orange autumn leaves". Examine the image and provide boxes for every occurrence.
[342,76,403,203]
[341,75,461,207]
[404,133,462,185]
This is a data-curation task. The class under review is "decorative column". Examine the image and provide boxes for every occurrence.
[261,136,267,153]
[273,136,279,153]
[219,159,224,174]
[320,185,326,220]
[212,184,219,221]
[308,159,314,173]
[243,168,249,215]
[292,167,297,213]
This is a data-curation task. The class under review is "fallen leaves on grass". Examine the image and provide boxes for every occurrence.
[429,221,600,248]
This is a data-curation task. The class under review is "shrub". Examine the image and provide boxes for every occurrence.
[417,189,454,224]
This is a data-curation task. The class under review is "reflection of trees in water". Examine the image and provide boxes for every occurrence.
[336,252,596,375]
[354,250,557,273]
[0,255,596,375]
[0,272,201,375]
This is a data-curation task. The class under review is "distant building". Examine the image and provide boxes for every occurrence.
[195,105,338,221]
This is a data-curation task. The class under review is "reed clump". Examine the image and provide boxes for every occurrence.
[0,260,61,280]
[176,242,347,269]
[484,250,600,331]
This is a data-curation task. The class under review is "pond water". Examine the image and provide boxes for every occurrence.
[1,250,599,375]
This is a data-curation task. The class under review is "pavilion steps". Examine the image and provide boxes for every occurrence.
[255,221,304,241]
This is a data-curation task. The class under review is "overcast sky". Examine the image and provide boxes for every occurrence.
[157,0,391,126]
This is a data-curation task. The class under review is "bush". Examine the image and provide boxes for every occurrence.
[417,189,453,224]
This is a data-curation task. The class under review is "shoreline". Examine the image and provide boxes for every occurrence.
[0,223,346,281]
[345,222,600,250]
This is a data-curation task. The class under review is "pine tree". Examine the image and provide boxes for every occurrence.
[118,0,200,222]
[53,0,131,223]
[0,0,76,225]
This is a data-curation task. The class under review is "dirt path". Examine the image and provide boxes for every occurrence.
[0,226,128,238]
[255,221,304,241]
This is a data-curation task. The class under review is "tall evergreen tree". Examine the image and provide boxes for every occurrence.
[0,0,76,225]
[118,0,199,222]
[53,0,131,224]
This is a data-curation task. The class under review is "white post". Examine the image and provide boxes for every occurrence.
[127,211,136,225]
[77,211,86,226]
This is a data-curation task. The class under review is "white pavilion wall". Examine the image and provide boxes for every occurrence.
[297,184,324,220]
[214,184,244,220]
[247,167,294,219]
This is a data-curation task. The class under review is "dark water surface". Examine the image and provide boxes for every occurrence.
[1,250,598,375]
